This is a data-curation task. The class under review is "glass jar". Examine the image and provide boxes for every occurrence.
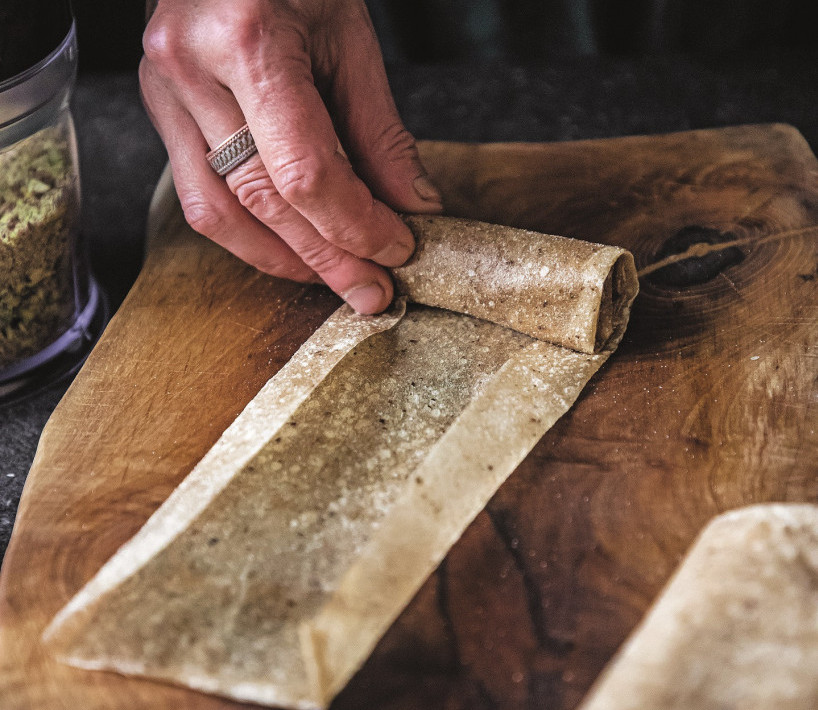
[0,19,105,402]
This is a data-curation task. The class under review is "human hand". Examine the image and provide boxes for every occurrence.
[140,0,443,314]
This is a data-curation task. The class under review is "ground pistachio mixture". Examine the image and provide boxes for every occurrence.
[0,126,78,368]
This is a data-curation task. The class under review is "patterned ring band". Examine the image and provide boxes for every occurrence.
[206,124,258,176]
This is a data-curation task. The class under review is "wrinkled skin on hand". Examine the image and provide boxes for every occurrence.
[140,0,443,313]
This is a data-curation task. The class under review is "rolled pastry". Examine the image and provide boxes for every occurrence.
[397,215,637,353]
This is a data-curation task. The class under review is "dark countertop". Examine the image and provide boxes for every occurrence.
[2,53,818,566]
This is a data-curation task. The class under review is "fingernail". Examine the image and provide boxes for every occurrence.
[413,175,443,204]
[342,282,387,314]
[373,234,415,267]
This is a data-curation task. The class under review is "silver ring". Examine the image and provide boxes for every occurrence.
[206,124,258,176]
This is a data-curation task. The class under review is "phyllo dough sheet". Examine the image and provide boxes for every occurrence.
[579,505,818,710]
[44,216,638,709]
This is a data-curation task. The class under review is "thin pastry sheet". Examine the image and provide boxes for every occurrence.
[44,215,639,708]
[579,504,818,710]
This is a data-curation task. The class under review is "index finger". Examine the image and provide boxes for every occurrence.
[225,28,415,268]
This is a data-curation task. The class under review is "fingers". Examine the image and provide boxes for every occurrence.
[223,27,418,270]
[141,1,425,315]
[327,8,444,214]
[142,58,395,314]
[139,59,317,284]
[224,154,395,313]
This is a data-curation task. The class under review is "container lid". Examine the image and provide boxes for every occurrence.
[0,0,73,82]
[0,21,77,138]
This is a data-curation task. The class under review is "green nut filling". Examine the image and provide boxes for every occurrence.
[0,126,79,368]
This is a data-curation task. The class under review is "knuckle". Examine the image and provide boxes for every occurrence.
[373,121,419,162]
[215,0,272,57]
[230,167,290,223]
[237,184,289,223]
[273,153,330,204]
[296,243,347,276]
[180,194,225,237]
[142,17,186,71]
[330,209,379,255]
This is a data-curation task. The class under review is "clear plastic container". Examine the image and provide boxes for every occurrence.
[0,21,105,402]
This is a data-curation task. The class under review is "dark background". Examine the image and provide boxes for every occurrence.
[3,0,815,76]
[68,0,818,70]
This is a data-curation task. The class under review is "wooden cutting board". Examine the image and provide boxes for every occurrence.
[1,125,816,710]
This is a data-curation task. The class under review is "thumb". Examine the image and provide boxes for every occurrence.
[327,9,443,214]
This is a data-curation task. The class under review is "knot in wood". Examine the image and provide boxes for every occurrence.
[646,226,745,287]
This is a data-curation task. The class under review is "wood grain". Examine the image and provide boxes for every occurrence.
[1,124,816,709]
